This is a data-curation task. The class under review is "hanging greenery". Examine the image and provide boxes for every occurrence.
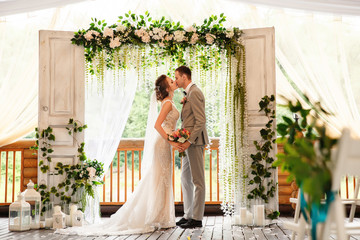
[219,46,249,215]
[31,119,104,210]
[247,95,279,220]
[71,11,243,93]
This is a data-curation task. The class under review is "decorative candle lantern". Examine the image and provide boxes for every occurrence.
[23,180,41,229]
[9,193,31,231]
[53,205,66,229]
[72,210,84,227]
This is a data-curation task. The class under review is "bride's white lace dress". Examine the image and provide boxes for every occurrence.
[56,99,179,236]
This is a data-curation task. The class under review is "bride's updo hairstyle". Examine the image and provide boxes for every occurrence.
[155,74,169,101]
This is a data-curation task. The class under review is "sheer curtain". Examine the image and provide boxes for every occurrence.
[84,71,137,178]
[229,0,360,16]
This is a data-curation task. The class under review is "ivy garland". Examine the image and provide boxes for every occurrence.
[247,95,279,220]
[31,119,104,209]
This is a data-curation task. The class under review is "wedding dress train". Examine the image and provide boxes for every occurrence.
[56,96,179,236]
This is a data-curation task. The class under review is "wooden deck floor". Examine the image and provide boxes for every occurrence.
[1,216,360,240]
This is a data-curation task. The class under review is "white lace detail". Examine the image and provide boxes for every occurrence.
[55,98,179,236]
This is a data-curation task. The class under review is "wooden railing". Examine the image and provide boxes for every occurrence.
[1,139,358,207]
[99,138,222,205]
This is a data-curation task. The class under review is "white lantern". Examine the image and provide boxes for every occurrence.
[23,180,41,229]
[9,193,31,231]
[53,205,66,229]
[72,210,84,227]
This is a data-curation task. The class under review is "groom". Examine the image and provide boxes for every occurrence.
[175,66,209,228]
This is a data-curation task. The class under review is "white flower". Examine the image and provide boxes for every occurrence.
[141,32,151,43]
[178,137,186,143]
[110,37,121,48]
[164,34,173,41]
[190,33,199,44]
[84,30,101,40]
[152,34,161,40]
[84,31,93,41]
[205,33,216,44]
[159,41,165,47]
[87,167,96,178]
[135,28,146,38]
[174,30,186,42]
[226,29,234,38]
[116,24,126,32]
[103,27,114,38]
[168,135,174,141]
[186,25,196,33]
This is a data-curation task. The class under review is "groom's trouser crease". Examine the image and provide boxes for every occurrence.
[181,145,206,221]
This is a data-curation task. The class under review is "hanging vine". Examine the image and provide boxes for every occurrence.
[247,95,279,219]
[71,11,243,94]
[31,119,104,211]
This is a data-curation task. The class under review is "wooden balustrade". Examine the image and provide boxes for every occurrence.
[100,138,221,205]
[1,139,358,210]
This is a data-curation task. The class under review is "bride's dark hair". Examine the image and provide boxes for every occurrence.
[155,75,169,101]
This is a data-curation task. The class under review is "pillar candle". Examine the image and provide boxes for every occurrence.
[246,211,253,225]
[240,207,247,225]
[45,218,53,229]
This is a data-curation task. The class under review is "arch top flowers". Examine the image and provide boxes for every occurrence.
[71,11,244,82]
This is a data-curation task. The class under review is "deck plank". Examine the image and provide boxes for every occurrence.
[201,227,214,240]
[167,227,185,240]
[2,216,360,239]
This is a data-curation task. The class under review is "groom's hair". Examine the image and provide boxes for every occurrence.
[176,66,191,80]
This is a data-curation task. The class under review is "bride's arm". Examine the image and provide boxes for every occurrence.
[154,101,172,140]
[154,102,180,149]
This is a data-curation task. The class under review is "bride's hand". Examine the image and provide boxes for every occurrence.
[169,141,181,150]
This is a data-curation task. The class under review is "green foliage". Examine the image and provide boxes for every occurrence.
[274,97,337,209]
[247,95,278,219]
[71,12,243,90]
[32,119,104,208]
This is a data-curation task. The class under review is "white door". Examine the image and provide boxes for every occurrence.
[243,27,277,210]
[38,30,85,198]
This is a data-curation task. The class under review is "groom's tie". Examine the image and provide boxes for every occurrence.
[183,91,187,96]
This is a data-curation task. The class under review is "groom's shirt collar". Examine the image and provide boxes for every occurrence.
[184,82,195,95]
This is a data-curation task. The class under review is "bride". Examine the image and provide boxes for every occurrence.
[56,74,181,235]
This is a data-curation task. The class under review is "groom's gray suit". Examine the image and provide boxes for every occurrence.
[181,83,209,221]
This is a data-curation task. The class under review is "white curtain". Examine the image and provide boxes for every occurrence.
[229,0,360,16]
[0,0,89,17]
[84,71,137,177]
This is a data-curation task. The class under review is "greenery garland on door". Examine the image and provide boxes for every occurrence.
[247,95,279,219]
[31,119,104,211]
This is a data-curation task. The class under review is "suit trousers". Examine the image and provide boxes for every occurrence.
[181,144,205,221]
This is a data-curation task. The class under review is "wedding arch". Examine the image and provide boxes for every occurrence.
[37,11,277,218]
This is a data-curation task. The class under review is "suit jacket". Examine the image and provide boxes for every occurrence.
[181,84,209,146]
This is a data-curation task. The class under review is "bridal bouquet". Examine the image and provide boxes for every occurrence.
[168,128,191,157]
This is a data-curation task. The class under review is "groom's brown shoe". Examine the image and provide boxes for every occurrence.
[176,218,188,226]
[180,219,202,228]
